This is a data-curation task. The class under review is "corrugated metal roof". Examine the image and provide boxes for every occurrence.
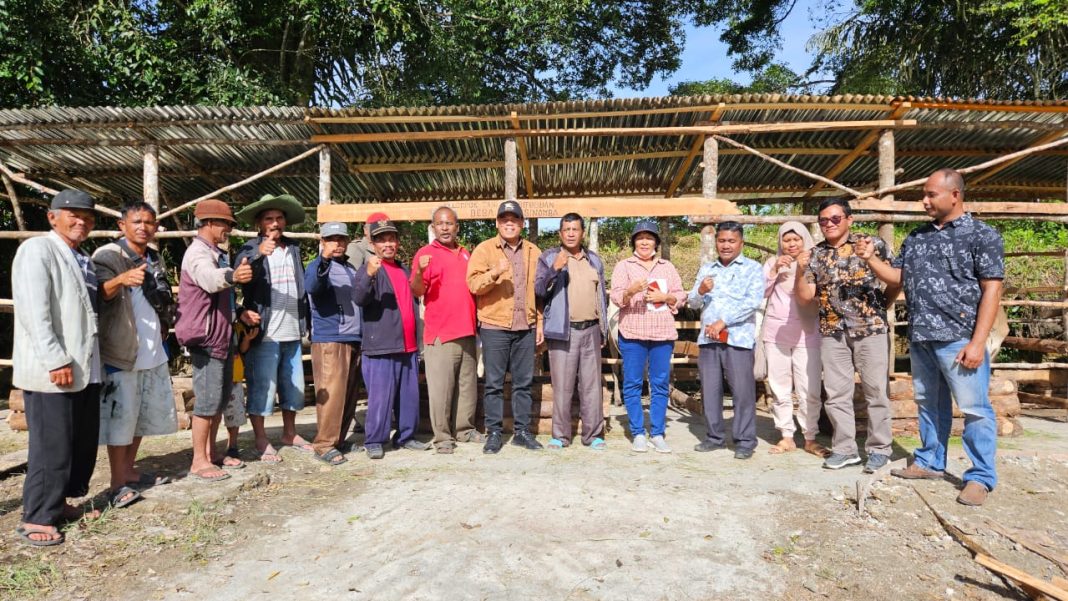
[0,95,1066,214]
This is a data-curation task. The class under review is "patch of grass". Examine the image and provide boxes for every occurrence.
[182,500,222,562]
[0,557,58,598]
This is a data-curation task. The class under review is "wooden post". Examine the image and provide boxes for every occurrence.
[700,137,718,263]
[1062,249,1068,344]
[878,129,896,376]
[588,218,599,252]
[143,144,159,212]
[504,138,518,202]
[319,147,331,206]
[1,172,26,231]
[659,217,671,260]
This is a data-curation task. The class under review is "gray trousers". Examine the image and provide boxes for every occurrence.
[424,336,478,447]
[821,332,893,456]
[546,327,605,445]
[698,343,757,451]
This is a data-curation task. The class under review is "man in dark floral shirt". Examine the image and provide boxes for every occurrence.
[796,198,900,472]
[859,169,1004,506]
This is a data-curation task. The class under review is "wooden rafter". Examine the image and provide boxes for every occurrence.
[510,112,534,198]
[802,102,912,198]
[664,104,725,198]
[306,120,384,200]
[970,129,1068,185]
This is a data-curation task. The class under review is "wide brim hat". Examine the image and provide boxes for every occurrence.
[235,193,306,225]
[194,199,237,224]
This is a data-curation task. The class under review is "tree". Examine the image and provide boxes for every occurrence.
[669,63,804,95]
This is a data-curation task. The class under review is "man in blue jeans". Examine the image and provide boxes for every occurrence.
[235,194,312,463]
[858,168,1004,506]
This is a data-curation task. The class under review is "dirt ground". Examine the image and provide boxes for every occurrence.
[1,404,1067,601]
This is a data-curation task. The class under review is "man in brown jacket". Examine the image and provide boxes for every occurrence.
[467,201,543,453]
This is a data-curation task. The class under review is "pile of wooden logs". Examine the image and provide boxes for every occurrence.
[874,375,1022,437]
[6,389,27,432]
[172,377,194,430]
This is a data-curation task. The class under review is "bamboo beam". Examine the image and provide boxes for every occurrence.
[802,103,911,198]
[0,137,311,147]
[971,130,1068,185]
[664,103,725,198]
[1003,337,1068,354]
[1,172,26,230]
[158,145,325,220]
[319,147,331,206]
[504,138,518,202]
[0,162,121,218]
[858,134,1068,199]
[318,196,741,222]
[511,112,534,198]
[309,119,918,144]
[143,144,159,212]
[0,229,321,240]
[908,101,1068,113]
[712,134,864,197]
[852,199,1068,215]
[306,119,383,199]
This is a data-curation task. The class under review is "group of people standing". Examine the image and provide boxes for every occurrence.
[10,167,1004,546]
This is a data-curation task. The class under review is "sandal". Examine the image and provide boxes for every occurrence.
[315,448,347,466]
[212,455,246,470]
[255,445,283,464]
[589,438,606,450]
[804,441,831,458]
[768,440,797,455]
[191,467,231,482]
[128,472,171,488]
[225,447,241,460]
[16,525,64,547]
[547,438,566,450]
[109,485,142,509]
[282,437,314,454]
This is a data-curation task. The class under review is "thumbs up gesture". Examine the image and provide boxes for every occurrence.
[233,257,253,283]
[121,263,148,287]
[366,255,382,277]
[259,232,279,256]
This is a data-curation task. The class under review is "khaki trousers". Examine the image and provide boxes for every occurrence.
[310,342,361,455]
[424,336,478,447]
[820,332,893,456]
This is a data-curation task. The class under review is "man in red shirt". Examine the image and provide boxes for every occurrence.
[411,206,481,454]
[353,219,428,459]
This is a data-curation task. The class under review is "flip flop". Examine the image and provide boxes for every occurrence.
[225,447,241,459]
[16,525,64,547]
[589,438,606,450]
[191,468,231,482]
[255,445,283,464]
[315,448,347,466]
[768,441,797,455]
[212,456,246,470]
[109,485,142,509]
[128,472,172,488]
[282,437,314,454]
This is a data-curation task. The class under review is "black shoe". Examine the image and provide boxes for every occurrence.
[366,444,384,460]
[483,431,503,454]
[511,430,544,450]
[694,440,726,452]
[734,448,754,460]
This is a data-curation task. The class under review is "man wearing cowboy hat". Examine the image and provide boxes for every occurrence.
[234,194,312,463]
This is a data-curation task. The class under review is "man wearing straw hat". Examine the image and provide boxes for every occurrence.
[176,199,254,483]
[235,194,312,463]
[13,189,103,546]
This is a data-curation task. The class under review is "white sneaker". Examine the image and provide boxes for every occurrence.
[650,435,672,454]
[631,434,649,453]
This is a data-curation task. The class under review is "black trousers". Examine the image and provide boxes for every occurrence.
[480,328,535,433]
[22,385,101,525]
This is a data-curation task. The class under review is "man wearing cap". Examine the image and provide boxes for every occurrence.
[354,218,428,459]
[411,206,481,454]
[305,222,362,465]
[346,212,388,271]
[234,194,312,463]
[534,212,609,450]
[467,200,544,454]
[93,201,181,509]
[176,199,255,482]
[13,189,103,546]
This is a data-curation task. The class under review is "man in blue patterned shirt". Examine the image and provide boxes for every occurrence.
[687,222,765,459]
[858,168,1004,506]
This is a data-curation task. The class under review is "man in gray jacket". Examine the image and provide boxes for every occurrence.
[13,189,102,546]
[93,201,181,508]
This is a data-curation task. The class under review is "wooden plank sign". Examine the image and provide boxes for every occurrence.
[317,196,741,222]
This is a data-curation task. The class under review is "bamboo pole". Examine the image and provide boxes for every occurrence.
[319,147,331,206]
[1,172,26,230]
[700,137,719,264]
[0,229,321,240]
[143,144,159,212]
[310,119,919,144]
[1003,337,1068,354]
[857,134,1068,199]
[158,145,325,220]
[712,134,864,197]
[878,129,897,377]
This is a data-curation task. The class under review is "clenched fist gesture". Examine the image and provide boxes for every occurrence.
[417,254,432,272]
[698,276,714,295]
[853,235,875,261]
[552,251,569,271]
[491,258,510,278]
[796,250,812,271]
[366,255,382,277]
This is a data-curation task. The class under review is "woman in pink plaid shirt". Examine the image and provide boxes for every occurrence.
[610,220,687,454]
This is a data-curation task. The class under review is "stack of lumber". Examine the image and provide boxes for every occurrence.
[6,389,27,432]
[172,377,194,430]
[858,375,1022,437]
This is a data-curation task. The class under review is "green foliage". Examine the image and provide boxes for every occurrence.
[669,63,803,95]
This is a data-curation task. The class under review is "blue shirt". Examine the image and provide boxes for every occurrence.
[891,213,1004,342]
[687,255,765,349]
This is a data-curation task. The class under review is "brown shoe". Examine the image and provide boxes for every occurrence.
[957,481,989,506]
[890,463,944,480]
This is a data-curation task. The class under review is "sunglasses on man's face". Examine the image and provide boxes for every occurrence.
[817,215,846,227]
